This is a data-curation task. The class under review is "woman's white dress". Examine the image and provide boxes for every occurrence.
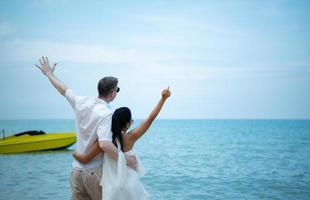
[100,141,149,200]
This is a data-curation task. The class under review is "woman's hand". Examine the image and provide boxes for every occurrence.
[162,87,171,99]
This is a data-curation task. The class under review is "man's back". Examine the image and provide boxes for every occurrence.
[65,89,112,169]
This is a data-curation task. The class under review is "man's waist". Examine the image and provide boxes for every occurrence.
[72,157,103,170]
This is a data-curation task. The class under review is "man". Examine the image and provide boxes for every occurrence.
[35,56,136,200]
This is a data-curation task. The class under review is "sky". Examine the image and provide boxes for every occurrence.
[0,0,309,119]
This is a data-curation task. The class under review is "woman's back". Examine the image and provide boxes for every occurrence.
[122,132,136,152]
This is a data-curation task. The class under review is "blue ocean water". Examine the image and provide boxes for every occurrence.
[0,120,310,200]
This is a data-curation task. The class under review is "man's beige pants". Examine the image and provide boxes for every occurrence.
[70,165,103,200]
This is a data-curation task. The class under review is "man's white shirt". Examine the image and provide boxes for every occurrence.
[65,89,113,170]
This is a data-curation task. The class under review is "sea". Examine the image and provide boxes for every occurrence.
[0,119,309,200]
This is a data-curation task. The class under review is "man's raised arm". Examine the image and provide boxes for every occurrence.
[35,56,68,95]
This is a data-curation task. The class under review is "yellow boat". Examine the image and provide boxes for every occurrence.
[0,130,76,154]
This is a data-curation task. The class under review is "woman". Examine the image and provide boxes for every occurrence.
[73,87,171,200]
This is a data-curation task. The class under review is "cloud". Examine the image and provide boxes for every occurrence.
[133,13,190,26]
[1,38,309,79]
[0,40,176,64]
[126,12,249,49]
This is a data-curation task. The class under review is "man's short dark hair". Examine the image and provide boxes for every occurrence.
[97,76,118,97]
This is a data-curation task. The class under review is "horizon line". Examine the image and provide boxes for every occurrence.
[0,118,310,121]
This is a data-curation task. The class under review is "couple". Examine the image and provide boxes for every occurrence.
[35,57,170,200]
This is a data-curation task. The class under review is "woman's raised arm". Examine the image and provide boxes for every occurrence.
[128,87,171,143]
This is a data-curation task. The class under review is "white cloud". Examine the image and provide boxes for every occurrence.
[1,37,308,81]
[0,40,176,64]
[132,13,190,26]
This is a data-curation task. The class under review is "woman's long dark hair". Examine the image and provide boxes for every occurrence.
[111,107,131,152]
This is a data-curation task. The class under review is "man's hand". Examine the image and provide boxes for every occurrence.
[35,56,57,77]
[125,155,137,170]
[34,56,67,95]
